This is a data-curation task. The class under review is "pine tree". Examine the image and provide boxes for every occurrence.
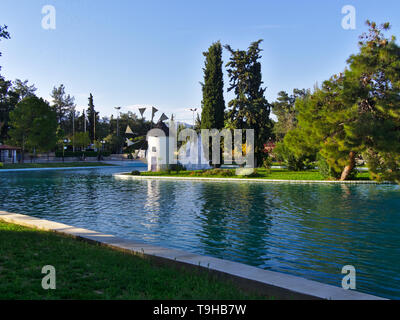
[200,41,225,130]
[51,84,75,128]
[284,21,400,182]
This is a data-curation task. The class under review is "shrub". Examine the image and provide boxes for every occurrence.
[0,162,3,167]
[131,170,141,176]
[55,151,111,158]
[274,142,315,171]
[168,163,186,173]
[204,169,235,176]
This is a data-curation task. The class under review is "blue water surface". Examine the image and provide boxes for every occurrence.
[0,164,399,299]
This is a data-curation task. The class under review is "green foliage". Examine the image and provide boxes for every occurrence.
[8,96,57,155]
[0,161,3,167]
[73,131,91,150]
[87,93,99,142]
[363,149,400,183]
[55,150,111,157]
[282,21,400,182]
[189,168,235,177]
[0,76,19,141]
[130,170,141,176]
[50,84,75,126]
[201,41,225,130]
[274,141,315,171]
[225,40,273,165]
[316,153,341,179]
[272,89,308,141]
[262,156,272,169]
[104,133,124,154]
[13,79,37,102]
[168,162,186,173]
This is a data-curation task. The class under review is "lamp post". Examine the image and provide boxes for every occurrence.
[62,139,70,163]
[115,106,122,154]
[72,106,75,152]
[189,108,197,127]
[115,107,121,137]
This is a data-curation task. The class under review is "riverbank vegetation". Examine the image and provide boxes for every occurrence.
[136,168,371,181]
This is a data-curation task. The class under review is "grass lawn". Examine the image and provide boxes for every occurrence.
[139,168,371,181]
[0,162,114,170]
[0,221,263,300]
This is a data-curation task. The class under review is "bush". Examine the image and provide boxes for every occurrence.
[317,153,337,179]
[262,156,272,169]
[131,170,141,176]
[203,169,235,176]
[168,163,186,173]
[0,162,3,167]
[274,142,315,171]
[55,151,111,158]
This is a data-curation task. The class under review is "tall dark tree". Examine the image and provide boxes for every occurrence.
[50,84,75,129]
[200,41,225,130]
[0,25,14,141]
[13,79,37,101]
[225,40,273,165]
[86,93,99,143]
[0,76,18,141]
[8,96,57,162]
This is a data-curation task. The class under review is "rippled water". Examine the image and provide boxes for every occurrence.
[1,165,399,299]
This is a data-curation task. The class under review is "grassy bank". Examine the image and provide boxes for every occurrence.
[0,221,263,300]
[139,168,371,181]
[0,162,114,170]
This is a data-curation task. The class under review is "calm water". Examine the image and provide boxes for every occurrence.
[1,165,399,299]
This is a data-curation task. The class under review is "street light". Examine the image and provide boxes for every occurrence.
[189,108,197,127]
[115,107,122,154]
[115,107,121,137]
[62,139,70,163]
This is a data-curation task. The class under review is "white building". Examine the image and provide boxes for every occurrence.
[146,122,170,172]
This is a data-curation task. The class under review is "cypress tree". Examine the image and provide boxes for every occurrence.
[200,41,225,130]
[87,93,99,143]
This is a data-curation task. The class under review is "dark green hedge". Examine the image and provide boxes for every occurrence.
[55,151,111,157]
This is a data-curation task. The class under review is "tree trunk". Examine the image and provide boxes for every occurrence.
[340,151,356,181]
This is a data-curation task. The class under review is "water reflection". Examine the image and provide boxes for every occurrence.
[0,168,399,299]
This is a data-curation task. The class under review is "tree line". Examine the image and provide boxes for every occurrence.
[0,25,151,160]
[198,21,400,182]
[1,21,400,182]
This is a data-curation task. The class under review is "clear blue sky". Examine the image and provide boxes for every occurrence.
[1,0,399,122]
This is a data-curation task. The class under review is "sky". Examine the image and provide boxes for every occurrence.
[1,0,400,123]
